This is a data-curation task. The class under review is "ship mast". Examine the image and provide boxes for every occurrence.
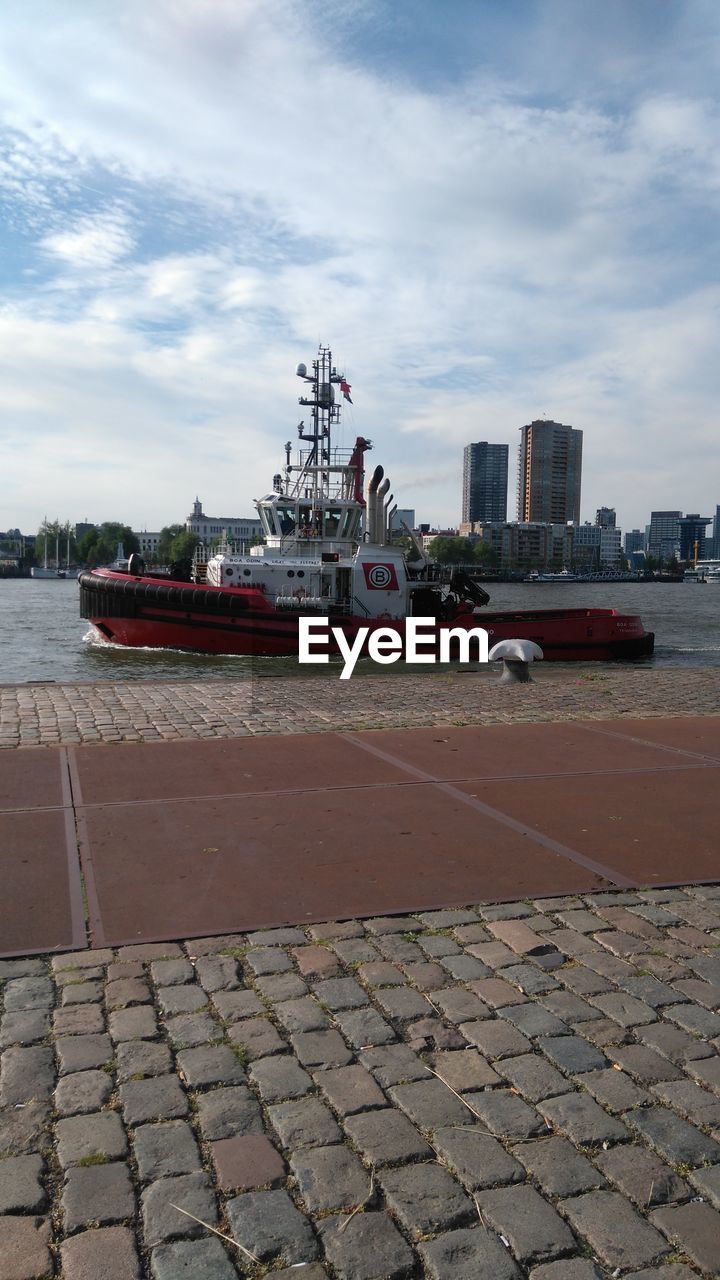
[291,346,345,504]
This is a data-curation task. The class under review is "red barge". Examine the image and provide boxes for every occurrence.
[80,347,654,664]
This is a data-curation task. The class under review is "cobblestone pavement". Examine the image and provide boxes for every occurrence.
[2,664,720,747]
[3,890,720,1278]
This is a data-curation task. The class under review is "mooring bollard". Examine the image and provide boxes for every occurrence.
[488,638,544,683]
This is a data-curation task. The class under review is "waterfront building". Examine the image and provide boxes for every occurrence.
[595,507,616,528]
[517,420,582,524]
[712,504,720,558]
[678,514,712,563]
[624,529,645,555]
[648,511,681,561]
[573,523,621,568]
[420,528,458,551]
[462,443,508,524]
[136,531,162,556]
[390,508,416,533]
[185,498,263,549]
[472,521,574,570]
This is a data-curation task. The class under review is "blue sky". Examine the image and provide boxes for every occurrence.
[1,0,719,534]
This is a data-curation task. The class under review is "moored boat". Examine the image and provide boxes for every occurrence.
[80,347,654,662]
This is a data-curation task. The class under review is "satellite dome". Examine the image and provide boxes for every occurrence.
[295,362,307,377]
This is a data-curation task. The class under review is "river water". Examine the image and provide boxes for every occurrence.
[0,577,718,685]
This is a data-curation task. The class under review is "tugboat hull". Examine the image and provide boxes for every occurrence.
[80,571,654,662]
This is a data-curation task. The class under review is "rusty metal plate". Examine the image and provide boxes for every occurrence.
[79,784,608,945]
[455,766,720,888]
[0,747,65,812]
[355,721,696,781]
[0,810,83,955]
[71,733,410,806]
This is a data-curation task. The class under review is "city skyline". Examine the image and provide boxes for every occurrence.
[2,1,720,533]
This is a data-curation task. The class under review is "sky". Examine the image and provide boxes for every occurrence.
[1,0,719,536]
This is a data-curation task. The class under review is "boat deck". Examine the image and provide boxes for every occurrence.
[2,715,719,957]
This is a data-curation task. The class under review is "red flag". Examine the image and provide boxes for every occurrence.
[340,379,353,403]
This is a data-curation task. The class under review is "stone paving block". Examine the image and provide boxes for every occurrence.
[150,1237,238,1280]
[273,996,330,1034]
[454,923,492,943]
[540,993,604,1025]
[150,958,195,986]
[357,961,406,987]
[610,1042,689,1082]
[195,1085,263,1140]
[291,1143,369,1211]
[315,1064,386,1115]
[594,1142,689,1207]
[308,919,365,941]
[540,1091,628,1147]
[389,1078,473,1129]
[0,1010,50,1048]
[575,1066,650,1113]
[618,974,684,1007]
[175,1045,245,1088]
[184,934,245,956]
[53,1005,105,1036]
[651,1201,720,1275]
[156,985,208,1016]
[133,1120,202,1182]
[249,1055,312,1103]
[529,1263,604,1280]
[55,1068,113,1116]
[343,1107,432,1166]
[318,1211,414,1280]
[56,1111,128,1167]
[120,1074,188,1125]
[554,910,605,934]
[637,1021,715,1064]
[418,1225,522,1280]
[500,1004,569,1038]
[651,1077,720,1126]
[210,989,264,1022]
[164,1012,220,1049]
[105,977,151,1009]
[108,1005,158,1042]
[470,977,528,1008]
[498,1053,570,1102]
[247,927,308,946]
[141,1172,217,1248]
[210,1133,285,1191]
[0,959,47,978]
[0,1099,50,1159]
[625,1104,720,1166]
[465,1088,548,1139]
[466,940,518,968]
[673,977,720,1007]
[621,1267,698,1280]
[0,1155,45,1214]
[62,1161,135,1231]
[193,955,240,991]
[56,1033,113,1076]
[559,966,613,996]
[246,947,293,977]
[0,1216,52,1279]
[379,1162,475,1238]
[254,973,308,1002]
[665,1001,720,1037]
[61,979,104,1005]
[433,988,491,1024]
[332,938,381,964]
[59,1224,140,1280]
[373,986,432,1023]
[590,990,657,1027]
[441,954,493,982]
[399,960,447,990]
[107,961,144,982]
[500,964,561,996]
[267,1097,342,1149]
[512,1135,605,1196]
[227,1016,286,1059]
[432,1125,525,1189]
[225,1188,319,1267]
[117,943,182,962]
[116,1040,173,1082]
[430,1048,501,1091]
[3,978,53,1011]
[0,1045,54,1104]
[291,945,340,978]
[690,1162,720,1210]
[688,1053,720,1091]
[459,1019,531,1059]
[334,1006,396,1048]
[477,1182,575,1264]
[536,1036,607,1076]
[561,1190,669,1270]
[359,1042,430,1087]
[574,1016,631,1047]
[291,1029,353,1069]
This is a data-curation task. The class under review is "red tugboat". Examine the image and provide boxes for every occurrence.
[80,347,654,662]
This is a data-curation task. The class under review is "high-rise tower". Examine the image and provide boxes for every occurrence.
[517,420,582,524]
[462,442,508,524]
